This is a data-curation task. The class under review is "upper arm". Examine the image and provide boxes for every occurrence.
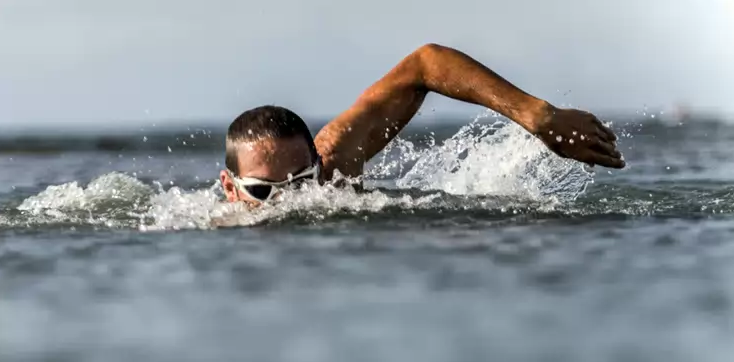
[314,48,429,179]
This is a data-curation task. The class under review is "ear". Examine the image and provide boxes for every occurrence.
[220,170,239,202]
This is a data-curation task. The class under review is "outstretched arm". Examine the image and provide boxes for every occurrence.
[314,43,624,179]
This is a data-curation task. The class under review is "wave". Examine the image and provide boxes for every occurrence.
[0,129,223,154]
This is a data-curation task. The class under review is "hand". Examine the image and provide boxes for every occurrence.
[531,105,625,168]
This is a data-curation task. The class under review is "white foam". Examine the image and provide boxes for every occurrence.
[16,172,153,227]
[141,184,224,230]
[141,176,445,230]
[382,112,593,202]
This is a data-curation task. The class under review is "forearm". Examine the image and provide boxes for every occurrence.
[414,43,551,133]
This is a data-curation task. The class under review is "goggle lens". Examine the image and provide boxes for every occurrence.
[244,184,274,201]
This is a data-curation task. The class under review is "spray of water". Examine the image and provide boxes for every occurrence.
[16,172,153,227]
[12,113,594,230]
[376,112,593,201]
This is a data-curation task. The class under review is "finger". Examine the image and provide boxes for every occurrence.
[595,128,612,142]
[597,127,618,143]
[585,152,625,169]
[591,140,621,158]
[593,118,617,141]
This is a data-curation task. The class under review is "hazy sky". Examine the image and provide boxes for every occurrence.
[1,0,732,129]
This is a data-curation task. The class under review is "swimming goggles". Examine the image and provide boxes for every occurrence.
[228,158,320,201]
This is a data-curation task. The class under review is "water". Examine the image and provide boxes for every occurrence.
[2,112,734,361]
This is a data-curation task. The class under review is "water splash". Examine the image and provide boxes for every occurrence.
[374,112,593,202]
[141,184,224,231]
[142,112,593,229]
[11,112,595,230]
[16,172,153,227]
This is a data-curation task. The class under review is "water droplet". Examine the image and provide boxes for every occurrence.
[556,135,563,142]
[580,135,585,141]
[142,136,148,142]
[247,129,253,135]
[167,146,172,153]
[572,131,577,136]
[569,139,574,144]
[549,130,554,135]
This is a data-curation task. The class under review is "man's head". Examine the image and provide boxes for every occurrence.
[220,105,319,203]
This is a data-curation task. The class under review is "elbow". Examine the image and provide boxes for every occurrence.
[416,43,446,56]
[397,43,451,90]
[413,43,454,66]
[409,43,447,87]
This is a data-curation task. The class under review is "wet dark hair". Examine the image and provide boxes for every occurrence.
[225,105,317,174]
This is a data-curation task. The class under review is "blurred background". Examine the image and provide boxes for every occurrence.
[4,3,734,362]
[2,0,732,134]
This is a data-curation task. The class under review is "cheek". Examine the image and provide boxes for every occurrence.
[233,189,263,206]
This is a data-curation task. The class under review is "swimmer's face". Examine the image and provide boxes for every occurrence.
[220,137,316,204]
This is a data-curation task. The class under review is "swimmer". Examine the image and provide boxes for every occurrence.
[221,43,624,203]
